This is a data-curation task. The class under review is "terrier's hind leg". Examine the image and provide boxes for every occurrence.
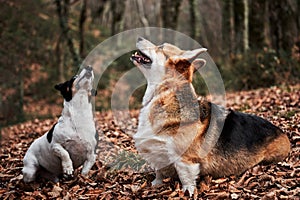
[81,152,96,176]
[23,157,39,183]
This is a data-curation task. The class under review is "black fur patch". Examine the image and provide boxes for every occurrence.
[94,130,99,153]
[91,89,97,96]
[217,109,282,152]
[47,123,57,143]
[54,76,77,102]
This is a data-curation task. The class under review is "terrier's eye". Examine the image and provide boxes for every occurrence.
[157,45,164,50]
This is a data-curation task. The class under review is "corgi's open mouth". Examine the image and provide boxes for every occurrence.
[131,50,152,65]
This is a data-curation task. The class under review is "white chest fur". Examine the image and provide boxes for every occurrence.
[134,85,178,170]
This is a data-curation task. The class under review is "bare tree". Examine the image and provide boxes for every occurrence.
[55,0,80,68]
[79,0,87,58]
[160,0,182,41]
[243,0,249,52]
[222,0,235,61]
[136,0,150,36]
[110,0,125,35]
[189,0,196,39]
[263,1,271,47]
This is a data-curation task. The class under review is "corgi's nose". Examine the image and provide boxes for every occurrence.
[85,65,92,71]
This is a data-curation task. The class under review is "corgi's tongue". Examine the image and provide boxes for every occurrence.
[131,51,152,65]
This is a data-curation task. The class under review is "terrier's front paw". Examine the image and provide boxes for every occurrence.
[63,165,73,177]
[23,173,35,183]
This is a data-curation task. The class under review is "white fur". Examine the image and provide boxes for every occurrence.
[133,38,207,195]
[22,68,97,183]
[175,161,199,195]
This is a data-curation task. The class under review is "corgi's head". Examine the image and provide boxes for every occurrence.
[54,65,97,102]
[131,37,207,83]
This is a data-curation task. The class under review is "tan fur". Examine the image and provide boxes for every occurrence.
[262,133,290,164]
[165,59,194,82]
[161,43,184,57]
[148,52,290,177]
[133,38,290,195]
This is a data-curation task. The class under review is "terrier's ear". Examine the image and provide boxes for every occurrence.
[192,58,206,73]
[91,89,97,96]
[54,83,63,91]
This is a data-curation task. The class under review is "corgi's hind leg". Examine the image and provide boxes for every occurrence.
[174,160,199,196]
[151,169,163,185]
[262,133,290,164]
[152,165,177,186]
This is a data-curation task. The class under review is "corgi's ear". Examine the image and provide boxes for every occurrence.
[192,58,206,73]
[180,48,207,61]
[162,43,184,57]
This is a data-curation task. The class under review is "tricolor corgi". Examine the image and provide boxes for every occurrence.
[131,37,290,195]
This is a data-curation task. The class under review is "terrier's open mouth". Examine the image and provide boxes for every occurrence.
[131,50,152,65]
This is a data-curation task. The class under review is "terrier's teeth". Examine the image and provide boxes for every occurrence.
[134,52,138,56]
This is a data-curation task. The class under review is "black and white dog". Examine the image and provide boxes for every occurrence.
[23,66,98,183]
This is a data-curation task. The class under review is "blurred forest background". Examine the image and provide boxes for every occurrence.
[1,0,300,127]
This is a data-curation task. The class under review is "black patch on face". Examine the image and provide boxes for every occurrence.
[54,76,77,102]
[47,123,57,143]
[94,130,99,153]
[91,89,97,96]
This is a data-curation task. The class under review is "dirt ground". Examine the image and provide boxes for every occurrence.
[1,85,299,199]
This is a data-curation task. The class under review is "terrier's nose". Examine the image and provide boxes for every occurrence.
[137,37,144,42]
[85,65,92,71]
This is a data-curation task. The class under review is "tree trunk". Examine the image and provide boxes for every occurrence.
[136,0,150,36]
[243,0,249,52]
[189,0,196,39]
[160,0,182,41]
[91,0,107,23]
[79,0,87,59]
[55,34,65,82]
[298,0,300,36]
[18,65,24,122]
[222,0,235,62]
[55,0,80,68]
[110,0,125,35]
[229,0,235,56]
[263,1,271,47]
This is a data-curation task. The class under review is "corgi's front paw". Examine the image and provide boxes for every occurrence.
[182,185,196,197]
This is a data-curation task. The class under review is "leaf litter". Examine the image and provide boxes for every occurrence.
[0,85,299,199]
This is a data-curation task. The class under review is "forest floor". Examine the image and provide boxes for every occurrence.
[1,85,299,199]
